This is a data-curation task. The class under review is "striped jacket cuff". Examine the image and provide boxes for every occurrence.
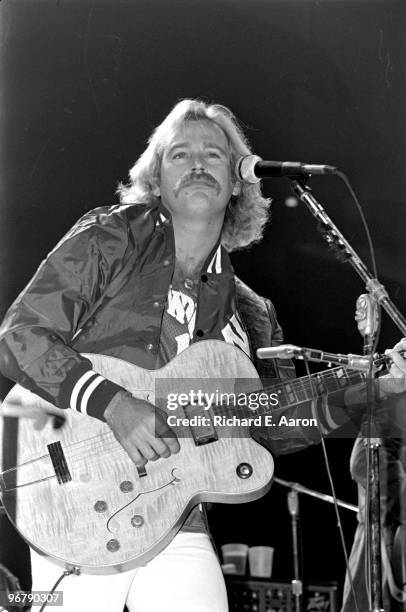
[70,370,123,420]
[60,363,124,421]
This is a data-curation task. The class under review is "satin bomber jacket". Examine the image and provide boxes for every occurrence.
[0,203,354,453]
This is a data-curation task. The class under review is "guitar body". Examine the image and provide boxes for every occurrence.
[0,340,274,574]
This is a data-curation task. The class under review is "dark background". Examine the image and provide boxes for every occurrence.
[1,0,405,605]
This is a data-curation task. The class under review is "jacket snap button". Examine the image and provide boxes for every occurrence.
[146,343,154,350]
[153,301,160,308]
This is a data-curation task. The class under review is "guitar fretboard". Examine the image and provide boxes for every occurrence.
[213,365,366,419]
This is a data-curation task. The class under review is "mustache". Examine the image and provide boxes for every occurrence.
[174,171,221,196]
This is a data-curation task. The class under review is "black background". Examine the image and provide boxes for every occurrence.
[1,0,405,604]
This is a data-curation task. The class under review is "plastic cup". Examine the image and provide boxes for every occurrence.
[248,546,274,578]
[221,543,248,575]
[221,563,237,575]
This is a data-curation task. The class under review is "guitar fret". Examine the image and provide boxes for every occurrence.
[336,367,350,388]
[282,382,298,406]
[326,368,347,392]
[294,377,312,403]
[315,372,327,395]
[273,384,290,409]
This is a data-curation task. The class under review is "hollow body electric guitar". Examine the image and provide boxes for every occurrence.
[0,340,365,574]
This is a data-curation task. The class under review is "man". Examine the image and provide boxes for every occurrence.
[0,99,290,612]
[0,99,405,611]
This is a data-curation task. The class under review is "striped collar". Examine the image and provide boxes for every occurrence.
[155,210,169,228]
[206,244,222,273]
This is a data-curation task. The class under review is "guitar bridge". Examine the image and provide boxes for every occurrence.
[47,441,72,484]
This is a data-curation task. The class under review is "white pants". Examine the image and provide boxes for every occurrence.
[30,532,228,612]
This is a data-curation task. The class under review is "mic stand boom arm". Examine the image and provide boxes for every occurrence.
[289,178,406,335]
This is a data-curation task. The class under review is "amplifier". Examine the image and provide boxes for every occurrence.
[225,577,337,612]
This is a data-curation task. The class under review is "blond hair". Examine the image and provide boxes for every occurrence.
[117,99,270,251]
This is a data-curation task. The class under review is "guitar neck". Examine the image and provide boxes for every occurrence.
[217,365,366,419]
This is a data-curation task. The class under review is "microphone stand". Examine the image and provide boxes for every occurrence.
[274,478,358,513]
[275,478,357,612]
[287,489,302,612]
[355,294,383,612]
[287,177,406,612]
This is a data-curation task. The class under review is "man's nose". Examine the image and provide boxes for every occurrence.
[190,152,206,172]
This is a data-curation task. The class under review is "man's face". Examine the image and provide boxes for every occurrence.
[157,120,235,222]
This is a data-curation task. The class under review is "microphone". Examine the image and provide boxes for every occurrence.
[256,344,303,360]
[236,155,337,183]
[256,344,373,371]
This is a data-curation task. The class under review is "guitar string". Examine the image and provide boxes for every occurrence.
[1,367,366,477]
[43,367,365,460]
[0,431,111,475]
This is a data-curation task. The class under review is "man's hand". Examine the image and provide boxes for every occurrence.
[379,338,406,397]
[104,390,180,467]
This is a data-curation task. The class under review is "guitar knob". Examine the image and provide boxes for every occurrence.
[106,539,120,552]
[236,463,253,479]
[94,500,108,513]
[119,481,134,492]
[131,515,144,528]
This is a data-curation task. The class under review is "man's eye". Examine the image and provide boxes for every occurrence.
[173,152,187,159]
[207,151,221,158]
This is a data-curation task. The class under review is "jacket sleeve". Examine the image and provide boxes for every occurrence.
[264,298,296,382]
[252,392,364,456]
[0,207,133,420]
[251,299,366,456]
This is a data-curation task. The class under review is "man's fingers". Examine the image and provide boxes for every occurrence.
[154,411,177,435]
[164,435,181,454]
[148,435,172,458]
[155,412,180,453]
[385,337,406,362]
[134,438,160,462]
[385,349,406,377]
[105,396,181,466]
[122,442,147,468]
[145,424,180,456]
[390,337,406,353]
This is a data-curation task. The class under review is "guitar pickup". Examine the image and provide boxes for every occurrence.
[47,441,72,484]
